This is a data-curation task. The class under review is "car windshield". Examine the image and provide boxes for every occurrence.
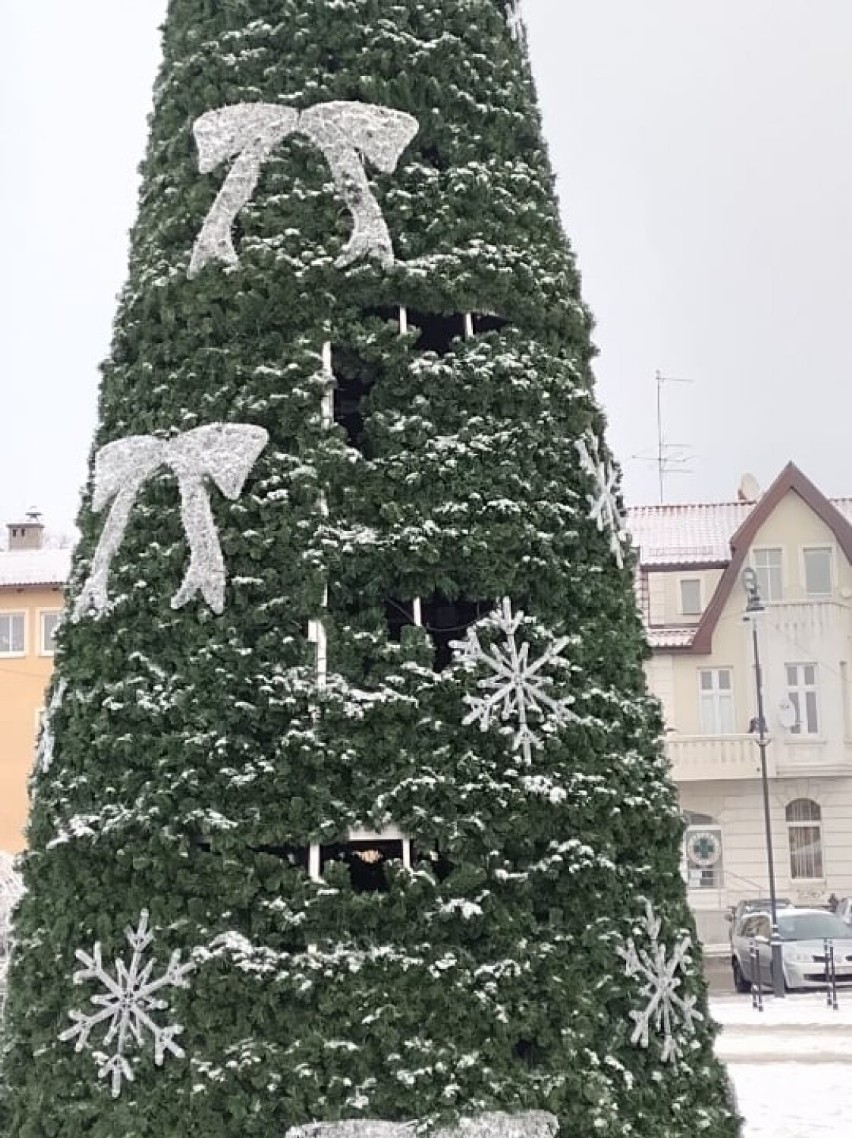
[743,898,791,913]
[778,913,851,940]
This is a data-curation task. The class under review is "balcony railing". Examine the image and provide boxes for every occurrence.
[664,733,768,782]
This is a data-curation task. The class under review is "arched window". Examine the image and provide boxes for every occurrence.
[682,812,724,889]
[786,799,823,880]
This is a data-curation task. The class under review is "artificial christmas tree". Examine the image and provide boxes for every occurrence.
[0,2,740,1136]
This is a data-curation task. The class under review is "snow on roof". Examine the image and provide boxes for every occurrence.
[628,496,852,568]
[644,627,697,650]
[626,501,752,566]
[0,548,71,588]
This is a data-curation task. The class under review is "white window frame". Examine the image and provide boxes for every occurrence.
[0,612,26,657]
[38,609,61,656]
[679,577,702,617]
[786,798,824,880]
[785,662,820,735]
[698,667,736,735]
[752,546,783,602]
[801,544,834,597]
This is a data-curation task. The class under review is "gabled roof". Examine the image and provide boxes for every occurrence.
[627,463,852,655]
[0,548,71,589]
[628,501,752,567]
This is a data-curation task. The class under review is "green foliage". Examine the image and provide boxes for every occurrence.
[1,2,739,1136]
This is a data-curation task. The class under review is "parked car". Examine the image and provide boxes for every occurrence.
[725,897,794,943]
[731,908,852,992]
[835,897,852,927]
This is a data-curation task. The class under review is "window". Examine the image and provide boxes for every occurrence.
[803,546,833,596]
[786,663,819,734]
[39,611,60,655]
[698,668,735,734]
[786,799,823,879]
[753,548,783,601]
[679,578,702,616]
[0,613,25,656]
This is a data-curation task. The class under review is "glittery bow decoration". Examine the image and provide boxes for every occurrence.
[189,100,419,276]
[74,423,269,618]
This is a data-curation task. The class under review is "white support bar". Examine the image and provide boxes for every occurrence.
[349,825,407,842]
[308,843,321,882]
[412,596,422,627]
[464,312,474,340]
[315,620,327,691]
[399,306,408,335]
[402,839,412,870]
[321,340,334,429]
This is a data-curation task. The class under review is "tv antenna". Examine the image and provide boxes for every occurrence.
[632,371,694,503]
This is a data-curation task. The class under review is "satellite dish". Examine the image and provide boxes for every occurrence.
[778,698,798,731]
[738,473,761,503]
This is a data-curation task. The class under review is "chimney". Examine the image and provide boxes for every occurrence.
[7,509,45,551]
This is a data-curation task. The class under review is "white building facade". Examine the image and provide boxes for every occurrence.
[629,464,852,944]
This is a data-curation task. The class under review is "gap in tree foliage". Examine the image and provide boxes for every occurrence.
[385,597,418,642]
[421,595,493,671]
[419,142,450,171]
[253,844,311,872]
[360,305,401,326]
[407,311,467,356]
[472,312,511,335]
[331,346,378,451]
[321,839,407,893]
[513,1038,543,1068]
[422,848,455,882]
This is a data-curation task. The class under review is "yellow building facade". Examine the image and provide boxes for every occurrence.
[0,519,70,854]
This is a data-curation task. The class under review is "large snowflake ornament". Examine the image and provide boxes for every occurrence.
[451,598,578,764]
[575,432,629,568]
[59,910,193,1097]
[617,901,703,1066]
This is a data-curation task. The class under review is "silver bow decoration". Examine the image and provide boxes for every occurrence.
[74,424,269,618]
[189,100,419,276]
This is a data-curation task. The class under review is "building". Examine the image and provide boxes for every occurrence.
[629,463,852,944]
[0,517,71,853]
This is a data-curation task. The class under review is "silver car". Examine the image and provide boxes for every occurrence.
[731,908,852,992]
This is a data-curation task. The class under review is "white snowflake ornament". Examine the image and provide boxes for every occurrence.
[617,901,703,1066]
[575,432,629,568]
[59,910,193,1097]
[451,598,578,764]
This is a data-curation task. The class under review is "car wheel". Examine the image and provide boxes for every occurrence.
[732,957,751,993]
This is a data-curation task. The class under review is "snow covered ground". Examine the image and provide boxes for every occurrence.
[711,993,850,1137]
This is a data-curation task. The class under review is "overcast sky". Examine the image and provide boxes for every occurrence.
[3,0,852,536]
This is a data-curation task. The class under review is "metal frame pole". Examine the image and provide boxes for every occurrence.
[750,614,785,998]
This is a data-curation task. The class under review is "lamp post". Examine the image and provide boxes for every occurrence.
[742,567,785,998]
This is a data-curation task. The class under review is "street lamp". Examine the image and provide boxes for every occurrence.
[742,567,785,998]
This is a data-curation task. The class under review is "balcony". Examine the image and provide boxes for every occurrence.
[664,733,769,782]
[775,738,852,778]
